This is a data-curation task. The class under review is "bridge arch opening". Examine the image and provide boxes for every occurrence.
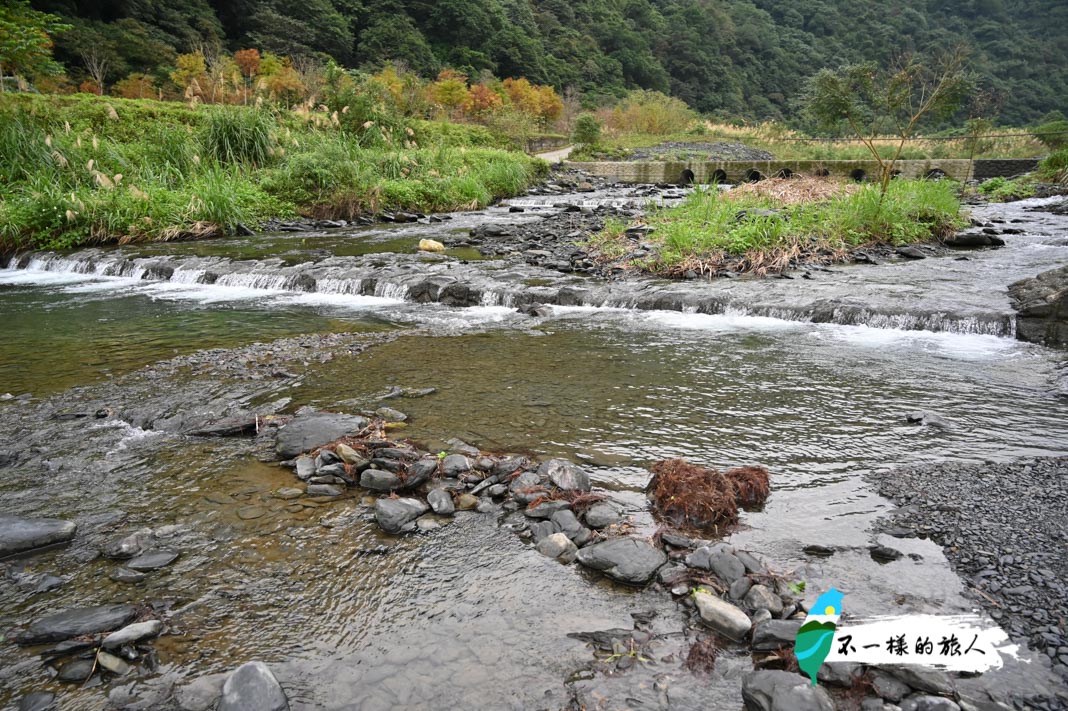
[679,168,695,186]
[744,169,764,183]
[711,169,728,184]
[850,168,866,182]
[775,168,794,179]
[924,168,947,180]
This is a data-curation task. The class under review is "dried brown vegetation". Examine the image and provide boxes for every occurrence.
[646,458,770,531]
[683,636,720,674]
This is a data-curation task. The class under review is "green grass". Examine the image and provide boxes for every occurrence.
[590,179,964,277]
[975,176,1037,201]
[0,93,545,251]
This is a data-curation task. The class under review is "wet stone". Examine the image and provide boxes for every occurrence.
[110,568,147,584]
[582,501,623,529]
[0,516,77,557]
[427,489,455,516]
[294,457,316,480]
[744,584,785,615]
[404,458,438,488]
[898,696,960,711]
[575,537,667,586]
[883,666,955,696]
[218,662,289,711]
[102,620,163,648]
[441,454,472,478]
[57,658,97,683]
[375,497,429,534]
[871,671,911,703]
[817,661,861,688]
[237,506,267,520]
[741,670,834,711]
[274,488,303,500]
[456,493,478,510]
[96,650,132,675]
[176,673,228,711]
[305,484,343,497]
[538,458,590,492]
[103,530,153,559]
[536,532,579,563]
[18,691,56,711]
[126,550,179,571]
[524,499,571,519]
[18,604,137,645]
[694,592,752,641]
[529,520,559,542]
[360,468,402,492]
[275,413,368,459]
[375,406,408,422]
[729,577,753,600]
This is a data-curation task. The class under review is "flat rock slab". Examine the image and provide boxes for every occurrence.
[126,550,179,571]
[375,498,429,534]
[218,662,289,711]
[741,670,834,711]
[18,691,56,711]
[575,537,666,585]
[275,413,368,459]
[0,516,77,558]
[18,604,137,645]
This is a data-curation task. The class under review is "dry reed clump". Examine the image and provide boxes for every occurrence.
[646,458,770,531]
[724,466,771,508]
[684,636,720,674]
[726,176,858,205]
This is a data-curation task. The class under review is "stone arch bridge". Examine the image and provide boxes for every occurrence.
[564,158,1038,184]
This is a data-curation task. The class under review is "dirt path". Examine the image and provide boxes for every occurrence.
[535,144,574,162]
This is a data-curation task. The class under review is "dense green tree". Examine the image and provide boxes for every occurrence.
[0,1,70,90]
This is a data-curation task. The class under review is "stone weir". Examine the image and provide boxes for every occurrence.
[567,159,1040,185]
[5,249,1018,338]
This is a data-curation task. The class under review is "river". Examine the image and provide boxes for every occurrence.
[0,189,1066,709]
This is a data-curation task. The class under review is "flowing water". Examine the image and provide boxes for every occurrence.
[0,190,1066,709]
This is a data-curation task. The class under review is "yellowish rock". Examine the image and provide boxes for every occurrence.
[418,239,446,253]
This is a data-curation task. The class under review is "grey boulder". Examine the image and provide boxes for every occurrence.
[102,620,163,648]
[375,498,429,534]
[741,670,834,711]
[275,413,368,459]
[0,516,76,557]
[538,458,590,491]
[427,489,455,515]
[218,662,289,711]
[694,592,752,640]
[575,538,666,585]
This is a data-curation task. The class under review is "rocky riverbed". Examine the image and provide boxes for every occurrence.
[1,178,1067,710]
[873,457,1068,701]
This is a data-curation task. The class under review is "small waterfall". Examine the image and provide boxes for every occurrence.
[214,272,293,291]
[315,277,366,295]
[170,267,206,284]
[374,282,410,300]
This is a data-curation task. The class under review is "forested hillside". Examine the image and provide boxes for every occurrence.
[27,0,1068,125]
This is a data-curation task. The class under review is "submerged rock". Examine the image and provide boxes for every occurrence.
[19,604,137,645]
[218,662,289,711]
[0,516,77,557]
[17,691,56,711]
[536,532,579,563]
[575,538,666,585]
[57,658,97,683]
[126,550,179,571]
[275,413,368,459]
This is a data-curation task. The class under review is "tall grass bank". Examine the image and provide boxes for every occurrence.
[587,177,965,277]
[0,95,546,252]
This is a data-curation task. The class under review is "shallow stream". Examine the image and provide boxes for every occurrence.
[1,190,1066,709]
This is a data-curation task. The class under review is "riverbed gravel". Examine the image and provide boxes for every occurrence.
[873,457,1068,707]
